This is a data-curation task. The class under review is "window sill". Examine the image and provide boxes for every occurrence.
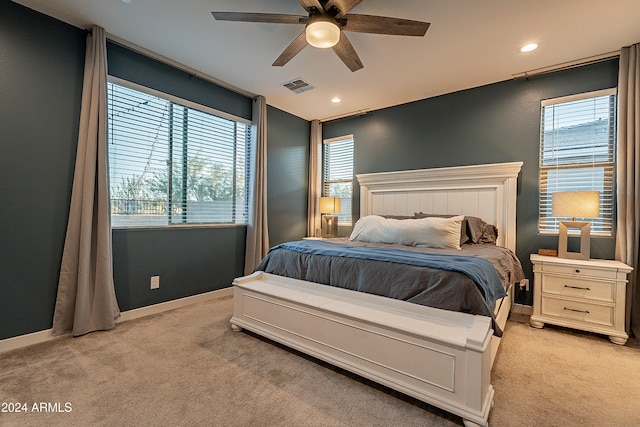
[112,223,246,231]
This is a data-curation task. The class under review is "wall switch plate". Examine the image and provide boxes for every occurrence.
[150,275,160,289]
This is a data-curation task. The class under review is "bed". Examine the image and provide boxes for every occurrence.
[230,161,524,427]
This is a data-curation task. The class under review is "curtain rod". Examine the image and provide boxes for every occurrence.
[105,33,256,99]
[321,109,370,123]
[512,50,620,80]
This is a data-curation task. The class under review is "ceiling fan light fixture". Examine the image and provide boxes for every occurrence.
[305,16,340,48]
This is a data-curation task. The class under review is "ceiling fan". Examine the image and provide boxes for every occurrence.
[212,0,430,72]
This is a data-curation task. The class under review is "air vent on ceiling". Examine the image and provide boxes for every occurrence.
[281,78,314,94]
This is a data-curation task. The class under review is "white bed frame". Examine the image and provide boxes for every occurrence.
[230,162,523,427]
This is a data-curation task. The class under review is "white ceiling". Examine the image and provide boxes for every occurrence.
[13,0,640,121]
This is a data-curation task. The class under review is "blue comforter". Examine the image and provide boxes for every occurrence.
[274,239,507,309]
[256,239,522,336]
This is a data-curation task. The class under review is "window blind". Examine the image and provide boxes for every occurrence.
[322,135,354,224]
[107,79,251,227]
[538,88,616,236]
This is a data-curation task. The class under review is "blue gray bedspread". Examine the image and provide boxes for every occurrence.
[275,239,507,309]
[255,238,525,336]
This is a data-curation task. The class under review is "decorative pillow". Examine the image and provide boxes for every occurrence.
[414,213,471,244]
[414,213,498,245]
[465,216,498,244]
[349,215,463,250]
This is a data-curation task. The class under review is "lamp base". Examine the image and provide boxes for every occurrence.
[558,221,591,260]
[321,215,338,238]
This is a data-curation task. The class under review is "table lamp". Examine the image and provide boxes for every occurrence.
[319,197,341,238]
[552,191,600,260]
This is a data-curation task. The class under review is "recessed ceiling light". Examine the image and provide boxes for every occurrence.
[331,97,341,103]
[520,43,538,53]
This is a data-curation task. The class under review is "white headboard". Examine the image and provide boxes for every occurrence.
[356,162,523,252]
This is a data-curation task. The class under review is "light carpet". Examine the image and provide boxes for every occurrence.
[1,294,639,426]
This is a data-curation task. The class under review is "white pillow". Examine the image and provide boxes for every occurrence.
[349,215,463,250]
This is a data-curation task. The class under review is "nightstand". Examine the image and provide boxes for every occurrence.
[530,254,633,345]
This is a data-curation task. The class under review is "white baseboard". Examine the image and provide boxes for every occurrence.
[0,329,66,355]
[118,287,232,322]
[0,287,233,355]
[511,303,532,316]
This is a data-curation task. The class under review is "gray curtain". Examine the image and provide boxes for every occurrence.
[616,43,640,338]
[307,119,322,237]
[244,95,269,274]
[52,26,120,336]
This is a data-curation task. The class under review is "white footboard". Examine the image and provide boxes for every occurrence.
[230,271,495,427]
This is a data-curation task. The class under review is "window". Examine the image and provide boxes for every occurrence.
[539,88,616,236]
[107,78,252,227]
[322,135,354,225]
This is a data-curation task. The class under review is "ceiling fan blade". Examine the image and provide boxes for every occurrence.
[343,14,430,36]
[273,31,309,67]
[298,0,324,13]
[331,32,363,72]
[325,0,363,18]
[212,12,306,25]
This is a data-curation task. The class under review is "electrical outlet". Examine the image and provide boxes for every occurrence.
[150,275,160,289]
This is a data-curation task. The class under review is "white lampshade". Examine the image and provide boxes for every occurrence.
[319,197,341,214]
[305,17,340,48]
[552,191,600,219]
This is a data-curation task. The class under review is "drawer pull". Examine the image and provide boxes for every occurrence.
[564,284,591,291]
[564,307,590,314]
[575,269,580,273]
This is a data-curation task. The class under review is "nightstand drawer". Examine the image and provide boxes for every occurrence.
[540,296,614,327]
[542,263,617,280]
[542,276,614,302]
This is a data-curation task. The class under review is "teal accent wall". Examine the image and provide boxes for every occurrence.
[0,0,85,339]
[111,227,246,311]
[266,106,310,245]
[322,61,619,305]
